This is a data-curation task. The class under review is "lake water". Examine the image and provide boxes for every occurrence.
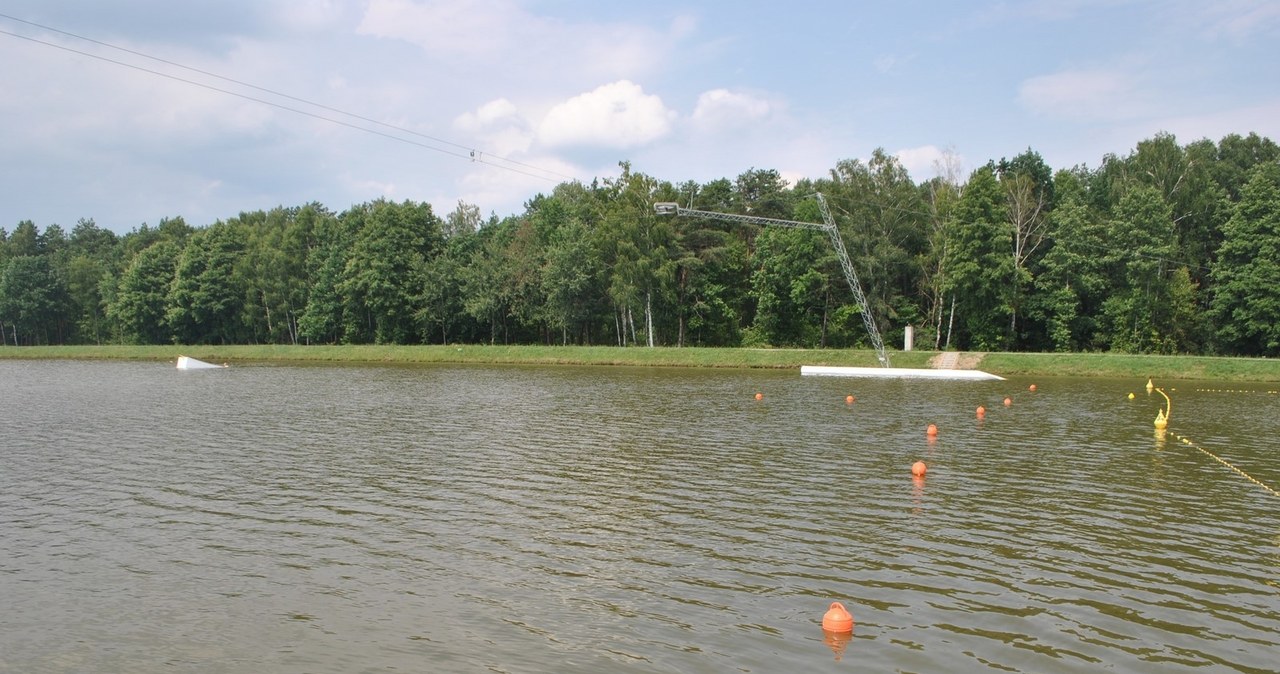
[1,359,1277,673]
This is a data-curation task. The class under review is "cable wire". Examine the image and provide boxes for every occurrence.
[0,13,578,184]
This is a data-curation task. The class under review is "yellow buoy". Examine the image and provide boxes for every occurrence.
[1152,387,1171,430]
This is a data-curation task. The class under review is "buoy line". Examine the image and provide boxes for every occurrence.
[1193,388,1280,395]
[1148,379,1278,498]
[1169,432,1280,499]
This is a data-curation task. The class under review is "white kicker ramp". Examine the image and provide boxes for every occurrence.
[176,355,226,370]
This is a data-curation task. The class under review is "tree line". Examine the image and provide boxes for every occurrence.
[2,131,1279,356]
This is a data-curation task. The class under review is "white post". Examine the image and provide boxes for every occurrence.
[904,325,914,352]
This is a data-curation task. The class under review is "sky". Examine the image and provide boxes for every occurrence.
[2,0,1279,234]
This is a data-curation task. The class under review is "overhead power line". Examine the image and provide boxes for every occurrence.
[0,12,578,184]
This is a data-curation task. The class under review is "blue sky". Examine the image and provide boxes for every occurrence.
[2,1,1278,234]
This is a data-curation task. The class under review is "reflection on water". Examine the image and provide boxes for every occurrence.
[1,360,1278,673]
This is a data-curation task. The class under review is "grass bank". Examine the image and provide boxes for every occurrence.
[3,344,1279,382]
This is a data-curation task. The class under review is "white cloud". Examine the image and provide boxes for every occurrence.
[348,176,400,197]
[356,0,521,57]
[453,98,534,156]
[1018,68,1150,121]
[669,13,699,40]
[356,0,674,81]
[690,89,773,128]
[7,35,276,151]
[987,0,1124,23]
[777,170,804,189]
[893,145,967,184]
[270,0,351,32]
[455,98,521,129]
[443,152,581,217]
[895,145,944,179]
[538,80,675,149]
[6,0,1276,236]
[1132,99,1280,146]
[1195,0,1280,40]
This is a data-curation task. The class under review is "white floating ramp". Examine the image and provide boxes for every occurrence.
[801,365,1004,381]
[176,355,226,370]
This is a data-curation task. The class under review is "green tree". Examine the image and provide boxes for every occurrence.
[692,176,758,335]
[541,219,602,344]
[283,204,332,338]
[107,241,179,344]
[1165,265,1205,353]
[6,220,40,258]
[997,148,1054,345]
[669,181,750,346]
[443,200,483,239]
[1120,133,1226,287]
[233,205,326,345]
[598,163,678,346]
[166,223,246,344]
[42,218,121,344]
[747,226,834,347]
[498,218,547,342]
[418,227,478,344]
[1211,133,1280,202]
[1099,185,1178,352]
[297,212,353,344]
[0,255,69,345]
[940,165,1014,350]
[917,149,965,349]
[64,255,112,344]
[733,167,790,217]
[829,151,929,345]
[1030,172,1110,351]
[339,199,443,344]
[460,220,517,344]
[1210,162,1280,355]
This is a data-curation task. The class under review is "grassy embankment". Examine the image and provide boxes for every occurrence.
[2,344,1279,382]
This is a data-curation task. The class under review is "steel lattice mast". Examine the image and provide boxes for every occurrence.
[654,194,891,367]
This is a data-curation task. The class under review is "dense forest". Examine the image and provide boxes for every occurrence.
[3,131,1279,356]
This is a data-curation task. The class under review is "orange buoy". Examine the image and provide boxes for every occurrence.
[912,460,927,476]
[821,601,854,633]
[1029,384,1037,391]
[1003,397,1012,407]
[755,392,763,400]
[845,395,855,404]
[926,423,938,436]
[976,405,986,418]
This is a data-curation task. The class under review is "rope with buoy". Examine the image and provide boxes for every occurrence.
[1169,432,1280,498]
[1149,380,1279,499]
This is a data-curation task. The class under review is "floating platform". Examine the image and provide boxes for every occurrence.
[800,365,1005,381]
[176,355,226,370]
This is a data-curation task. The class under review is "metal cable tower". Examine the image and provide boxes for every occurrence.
[654,194,891,367]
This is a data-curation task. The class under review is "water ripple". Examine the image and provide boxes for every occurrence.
[1,362,1277,673]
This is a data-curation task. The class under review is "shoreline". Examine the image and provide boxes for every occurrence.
[2,345,1279,382]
